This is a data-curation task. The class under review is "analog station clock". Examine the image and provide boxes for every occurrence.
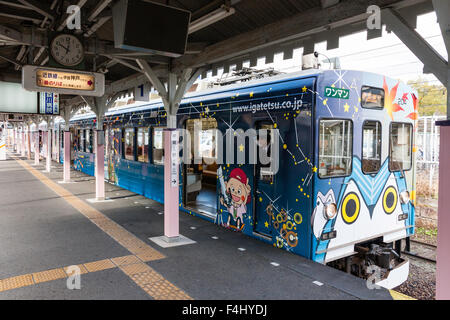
[50,34,84,67]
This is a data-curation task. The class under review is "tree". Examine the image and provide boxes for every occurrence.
[407,78,447,116]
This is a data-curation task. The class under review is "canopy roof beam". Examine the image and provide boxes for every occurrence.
[382,7,448,86]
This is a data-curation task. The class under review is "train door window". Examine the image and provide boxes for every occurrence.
[361,86,385,109]
[137,127,149,163]
[85,129,93,153]
[257,123,275,183]
[389,123,412,171]
[124,128,135,161]
[318,119,353,178]
[193,118,218,161]
[362,121,382,174]
[79,129,85,152]
[152,128,164,165]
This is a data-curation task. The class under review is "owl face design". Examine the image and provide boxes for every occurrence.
[311,189,336,240]
[313,172,410,262]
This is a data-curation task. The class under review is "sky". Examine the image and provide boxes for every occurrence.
[205,11,447,87]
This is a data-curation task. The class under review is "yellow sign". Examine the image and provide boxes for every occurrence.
[36,69,95,91]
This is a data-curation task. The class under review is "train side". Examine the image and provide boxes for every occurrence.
[62,70,417,280]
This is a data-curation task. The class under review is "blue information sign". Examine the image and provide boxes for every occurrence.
[39,92,60,115]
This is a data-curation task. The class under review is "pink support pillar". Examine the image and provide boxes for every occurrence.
[436,123,450,300]
[21,130,25,157]
[14,128,17,152]
[27,128,31,160]
[46,130,51,172]
[95,130,105,200]
[63,131,71,182]
[34,132,39,165]
[164,129,179,239]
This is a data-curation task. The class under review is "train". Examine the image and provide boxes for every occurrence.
[28,69,419,288]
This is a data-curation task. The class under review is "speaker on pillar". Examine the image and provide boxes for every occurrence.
[112,0,191,57]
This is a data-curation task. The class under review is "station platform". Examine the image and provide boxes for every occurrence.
[0,151,399,300]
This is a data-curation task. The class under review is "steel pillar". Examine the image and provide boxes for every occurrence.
[95,130,105,200]
[27,126,31,160]
[63,131,71,182]
[81,95,117,200]
[164,129,179,238]
[46,128,51,172]
[34,131,39,165]
[436,121,450,299]
[432,0,450,300]
[21,129,25,157]
[137,60,203,242]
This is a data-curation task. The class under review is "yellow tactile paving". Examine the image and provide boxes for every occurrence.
[389,289,416,300]
[136,250,166,262]
[83,259,116,273]
[130,269,165,286]
[32,268,67,284]
[64,264,89,275]
[111,255,141,266]
[141,280,193,300]
[0,274,34,292]
[119,263,153,276]
[11,157,191,300]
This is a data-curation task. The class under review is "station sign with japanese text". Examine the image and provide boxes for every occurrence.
[22,65,105,97]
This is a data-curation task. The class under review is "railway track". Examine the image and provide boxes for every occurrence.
[402,239,436,263]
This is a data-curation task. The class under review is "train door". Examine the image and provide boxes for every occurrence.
[254,122,276,237]
[183,118,218,218]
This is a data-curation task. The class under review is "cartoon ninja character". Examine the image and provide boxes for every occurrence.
[220,168,251,229]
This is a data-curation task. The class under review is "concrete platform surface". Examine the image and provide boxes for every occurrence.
[0,152,394,300]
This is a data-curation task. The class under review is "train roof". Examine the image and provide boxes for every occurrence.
[70,69,324,122]
[70,69,406,122]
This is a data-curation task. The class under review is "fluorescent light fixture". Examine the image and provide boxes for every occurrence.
[189,5,235,34]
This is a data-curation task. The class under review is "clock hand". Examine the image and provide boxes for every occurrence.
[58,43,69,54]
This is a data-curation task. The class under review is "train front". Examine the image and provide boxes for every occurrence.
[311,70,417,289]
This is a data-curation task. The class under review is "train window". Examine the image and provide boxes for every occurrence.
[85,129,93,153]
[361,86,385,109]
[362,121,382,174]
[137,127,149,163]
[152,128,164,165]
[389,123,412,171]
[79,129,85,152]
[124,128,135,161]
[186,118,218,161]
[318,119,353,178]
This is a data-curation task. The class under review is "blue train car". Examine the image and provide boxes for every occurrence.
[67,69,417,287]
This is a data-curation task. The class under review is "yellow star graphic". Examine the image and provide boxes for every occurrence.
[302,86,307,93]
[354,106,359,113]
[344,103,350,112]
[264,221,269,228]
[323,99,328,105]
[250,92,254,98]
[239,144,244,152]
[312,166,318,173]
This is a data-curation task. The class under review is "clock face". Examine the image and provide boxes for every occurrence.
[50,34,84,67]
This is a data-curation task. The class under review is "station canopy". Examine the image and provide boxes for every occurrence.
[0,0,434,108]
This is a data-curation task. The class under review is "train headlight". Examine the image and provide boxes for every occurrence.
[400,191,410,204]
[323,203,337,220]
